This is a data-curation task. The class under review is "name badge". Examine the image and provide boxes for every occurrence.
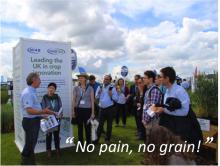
[80,100,85,105]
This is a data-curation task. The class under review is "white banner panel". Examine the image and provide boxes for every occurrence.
[13,38,73,153]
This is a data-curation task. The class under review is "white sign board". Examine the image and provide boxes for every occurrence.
[13,38,73,153]
[197,118,210,131]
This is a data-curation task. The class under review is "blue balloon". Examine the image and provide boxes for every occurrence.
[78,67,86,74]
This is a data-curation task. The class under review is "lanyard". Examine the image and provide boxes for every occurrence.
[50,100,55,109]
[135,86,138,94]
[80,85,88,98]
[80,88,84,98]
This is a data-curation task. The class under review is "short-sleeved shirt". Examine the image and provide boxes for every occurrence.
[20,86,42,118]
[73,85,93,108]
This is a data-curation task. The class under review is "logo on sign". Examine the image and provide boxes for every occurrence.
[27,47,41,54]
[121,66,128,77]
[47,48,65,55]
[71,49,77,71]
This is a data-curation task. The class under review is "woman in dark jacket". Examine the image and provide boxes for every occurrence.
[136,77,147,140]
[41,82,62,158]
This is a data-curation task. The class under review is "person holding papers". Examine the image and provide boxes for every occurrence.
[41,82,63,158]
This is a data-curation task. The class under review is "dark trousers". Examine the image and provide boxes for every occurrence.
[94,102,100,117]
[76,108,91,144]
[97,106,115,141]
[133,106,139,131]
[137,109,146,138]
[46,125,60,150]
[22,117,40,157]
[115,103,126,125]
[21,117,40,165]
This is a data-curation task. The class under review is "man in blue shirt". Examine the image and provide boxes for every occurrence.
[154,67,190,116]
[20,72,55,164]
[151,67,193,143]
[95,75,118,144]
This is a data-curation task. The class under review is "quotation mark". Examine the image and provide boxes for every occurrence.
[205,137,214,144]
[66,137,74,144]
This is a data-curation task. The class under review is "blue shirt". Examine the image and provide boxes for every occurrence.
[20,86,42,118]
[92,81,100,94]
[95,84,119,109]
[117,92,126,104]
[164,83,190,116]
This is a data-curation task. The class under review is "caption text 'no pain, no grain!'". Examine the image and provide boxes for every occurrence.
[65,137,214,156]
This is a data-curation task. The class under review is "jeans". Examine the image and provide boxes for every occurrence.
[21,117,40,157]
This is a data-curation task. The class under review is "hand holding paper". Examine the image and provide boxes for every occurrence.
[150,104,164,113]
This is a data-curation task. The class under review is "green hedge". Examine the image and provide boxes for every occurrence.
[1,104,14,133]
[189,72,218,119]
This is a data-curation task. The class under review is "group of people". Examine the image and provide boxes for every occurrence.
[20,66,202,165]
[72,73,129,145]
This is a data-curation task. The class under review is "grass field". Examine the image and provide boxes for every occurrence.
[1,116,144,165]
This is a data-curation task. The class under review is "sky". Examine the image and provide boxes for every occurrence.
[0,0,218,81]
